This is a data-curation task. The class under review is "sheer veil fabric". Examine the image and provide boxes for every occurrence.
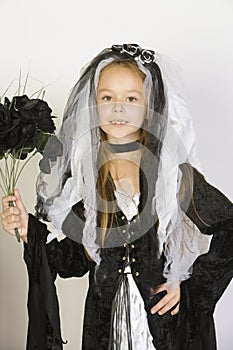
[35,44,212,287]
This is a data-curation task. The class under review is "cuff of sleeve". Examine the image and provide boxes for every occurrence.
[23,214,50,274]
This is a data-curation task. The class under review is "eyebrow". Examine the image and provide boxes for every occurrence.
[97,88,143,95]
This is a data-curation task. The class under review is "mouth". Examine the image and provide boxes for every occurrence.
[110,120,129,125]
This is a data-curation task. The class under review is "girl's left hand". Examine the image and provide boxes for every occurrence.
[150,283,181,316]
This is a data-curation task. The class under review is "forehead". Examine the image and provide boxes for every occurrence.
[100,61,145,78]
[97,64,145,89]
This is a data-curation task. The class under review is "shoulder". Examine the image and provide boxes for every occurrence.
[179,162,233,231]
[179,162,232,204]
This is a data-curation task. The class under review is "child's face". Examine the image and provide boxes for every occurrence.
[96,65,147,142]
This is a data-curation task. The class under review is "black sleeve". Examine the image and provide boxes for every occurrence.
[178,166,233,346]
[182,165,233,233]
[182,166,233,308]
[23,213,91,349]
[25,213,90,278]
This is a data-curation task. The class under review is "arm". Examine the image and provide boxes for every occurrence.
[183,165,233,307]
[165,163,233,285]
[183,164,233,232]
[1,190,90,349]
[24,214,90,349]
[0,189,90,278]
[25,214,90,279]
[150,165,233,317]
[177,166,233,343]
[1,191,63,348]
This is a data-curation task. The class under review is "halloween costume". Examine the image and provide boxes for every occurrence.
[24,165,233,349]
[24,44,233,349]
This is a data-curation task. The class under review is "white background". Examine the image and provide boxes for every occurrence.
[0,0,233,349]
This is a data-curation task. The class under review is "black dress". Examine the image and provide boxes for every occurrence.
[23,166,233,350]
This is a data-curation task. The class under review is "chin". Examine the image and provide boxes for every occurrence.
[102,127,139,140]
[109,132,140,142]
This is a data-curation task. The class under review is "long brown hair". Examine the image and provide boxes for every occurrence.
[95,60,148,247]
[85,60,209,259]
[178,163,211,227]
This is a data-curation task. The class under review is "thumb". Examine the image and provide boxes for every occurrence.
[14,189,27,214]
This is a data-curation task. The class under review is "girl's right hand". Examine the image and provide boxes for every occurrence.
[0,189,29,243]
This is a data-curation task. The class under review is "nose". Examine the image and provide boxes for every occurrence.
[112,102,125,113]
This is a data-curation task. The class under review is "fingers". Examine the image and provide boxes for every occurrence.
[0,207,21,235]
[171,302,180,316]
[150,293,178,315]
[1,189,28,241]
[1,211,21,224]
[150,284,180,316]
[1,189,25,210]
[1,206,20,219]
[0,205,21,223]
[2,194,17,211]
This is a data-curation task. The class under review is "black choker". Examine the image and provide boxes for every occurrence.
[108,141,142,153]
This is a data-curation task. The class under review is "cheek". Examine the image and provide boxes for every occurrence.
[99,124,109,135]
[98,104,112,124]
[127,105,147,126]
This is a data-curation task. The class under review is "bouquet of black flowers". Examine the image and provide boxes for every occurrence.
[0,83,59,242]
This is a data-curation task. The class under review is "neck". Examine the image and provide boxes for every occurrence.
[108,140,142,153]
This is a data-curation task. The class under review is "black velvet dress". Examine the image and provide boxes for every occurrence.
[23,165,233,350]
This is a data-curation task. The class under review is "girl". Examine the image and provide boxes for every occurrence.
[1,44,233,350]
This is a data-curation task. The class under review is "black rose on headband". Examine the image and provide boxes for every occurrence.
[111,44,156,65]
[140,49,156,64]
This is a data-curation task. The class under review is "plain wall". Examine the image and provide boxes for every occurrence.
[0,0,233,349]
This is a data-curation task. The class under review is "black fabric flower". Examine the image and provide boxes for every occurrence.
[140,49,155,64]
[111,44,156,65]
[11,95,56,134]
[0,85,57,207]
[0,95,56,159]
[0,102,21,156]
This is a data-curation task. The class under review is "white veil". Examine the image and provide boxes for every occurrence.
[35,44,212,287]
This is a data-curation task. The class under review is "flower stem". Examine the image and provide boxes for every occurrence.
[18,68,22,96]
[4,153,10,188]
[9,201,21,242]
[14,149,38,185]
[13,148,23,186]
[23,72,29,95]
[0,182,6,195]
[10,153,16,194]
[0,80,14,104]
[0,166,9,194]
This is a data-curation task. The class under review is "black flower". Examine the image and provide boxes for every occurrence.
[139,49,156,64]
[111,44,156,65]
[112,44,141,57]
[0,102,21,156]
[11,95,56,134]
[0,81,57,208]
[0,95,56,159]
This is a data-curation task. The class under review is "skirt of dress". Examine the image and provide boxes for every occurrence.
[111,265,156,350]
